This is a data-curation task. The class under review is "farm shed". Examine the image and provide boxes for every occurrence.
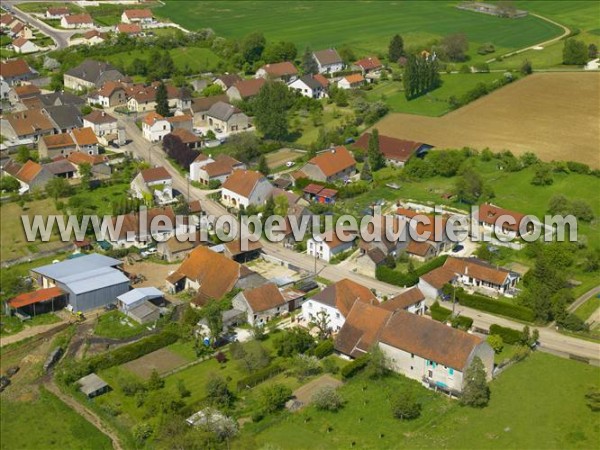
[5,287,66,319]
[78,373,110,398]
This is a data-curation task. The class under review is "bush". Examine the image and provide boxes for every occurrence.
[376,255,448,287]
[341,355,369,379]
[451,315,473,330]
[236,363,283,392]
[312,386,344,411]
[447,287,535,322]
[321,357,340,374]
[487,334,504,353]
[430,301,451,322]
[251,411,264,422]
[391,392,422,420]
[313,340,334,359]
[260,383,292,413]
[489,324,523,345]
[273,328,315,357]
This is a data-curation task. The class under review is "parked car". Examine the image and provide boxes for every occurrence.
[286,161,295,167]
[452,244,464,253]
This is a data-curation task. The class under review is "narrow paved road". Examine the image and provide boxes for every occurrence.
[116,114,600,362]
[567,286,600,313]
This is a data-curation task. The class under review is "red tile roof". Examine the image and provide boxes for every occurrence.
[306,146,356,177]
[312,278,376,317]
[303,183,324,195]
[444,257,511,286]
[221,170,265,198]
[67,152,108,166]
[342,73,365,84]
[355,133,424,163]
[420,266,456,289]
[354,56,382,71]
[143,111,165,126]
[230,78,266,98]
[478,203,526,232]
[17,160,43,183]
[84,110,116,124]
[140,166,170,183]
[123,9,153,19]
[116,23,141,34]
[63,13,93,25]
[313,73,329,88]
[406,240,434,257]
[380,287,425,311]
[12,37,33,49]
[243,283,286,313]
[1,58,33,78]
[335,301,392,357]
[8,287,64,308]
[259,61,298,77]
[42,133,75,149]
[71,127,98,146]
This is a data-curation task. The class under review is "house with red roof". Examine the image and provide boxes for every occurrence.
[115,23,142,36]
[46,7,71,19]
[337,73,365,90]
[255,61,298,82]
[221,169,273,209]
[142,111,171,142]
[300,146,356,183]
[61,13,94,29]
[131,166,173,205]
[189,154,246,186]
[226,78,266,101]
[353,56,383,75]
[232,283,289,326]
[121,9,154,24]
[307,228,357,262]
[2,159,53,194]
[355,132,433,167]
[0,58,37,85]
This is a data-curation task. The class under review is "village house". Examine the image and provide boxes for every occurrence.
[335,307,494,394]
[288,74,328,99]
[61,13,94,29]
[64,60,125,91]
[168,128,201,150]
[232,283,289,326]
[166,114,193,132]
[165,246,265,306]
[213,74,242,91]
[70,127,99,154]
[221,169,273,209]
[2,108,55,141]
[255,61,298,82]
[307,229,356,262]
[81,29,107,46]
[88,81,128,107]
[337,73,365,90]
[32,91,85,109]
[312,48,344,74]
[1,14,21,30]
[301,146,357,183]
[205,101,250,134]
[187,95,229,127]
[142,111,171,142]
[156,233,202,262]
[115,23,142,36]
[44,104,83,133]
[189,153,245,186]
[418,266,456,300]
[126,83,181,113]
[83,110,125,146]
[11,22,34,40]
[443,257,520,296]
[226,78,266,101]
[476,203,532,238]
[116,287,162,324]
[43,159,77,179]
[121,9,154,24]
[38,133,77,158]
[380,287,426,315]
[8,84,40,106]
[396,207,453,259]
[302,183,338,204]
[131,166,173,205]
[2,159,53,194]
[355,133,432,167]
[352,56,383,75]
[46,7,70,19]
[223,239,263,263]
[301,278,377,332]
[0,58,37,86]
[67,152,111,177]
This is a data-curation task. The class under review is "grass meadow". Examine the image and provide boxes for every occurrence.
[105,46,222,74]
[157,1,562,62]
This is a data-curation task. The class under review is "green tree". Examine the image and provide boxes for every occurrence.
[132,423,153,445]
[301,47,318,74]
[45,177,72,200]
[155,81,170,117]
[585,387,600,412]
[292,354,321,379]
[15,146,33,163]
[312,386,344,411]
[338,45,356,65]
[520,59,533,75]
[273,328,315,357]
[263,195,275,218]
[487,334,504,354]
[49,72,63,92]
[177,379,191,398]
[203,300,223,344]
[442,33,469,62]
[309,310,331,340]
[392,391,422,420]
[263,41,297,63]
[0,176,20,193]
[253,81,292,140]
[455,165,493,204]
[589,43,599,59]
[237,341,270,373]
[202,84,224,97]
[147,369,164,391]
[368,128,385,171]
[531,163,554,186]
[461,357,490,407]
[241,32,266,64]
[205,374,234,408]
[274,194,289,216]
[257,155,269,175]
[563,39,588,65]
[79,162,92,191]
[360,159,372,181]
[260,383,292,413]
[364,346,389,379]
[388,34,404,62]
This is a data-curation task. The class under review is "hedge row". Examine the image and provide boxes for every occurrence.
[312,340,334,359]
[236,363,284,392]
[430,301,452,322]
[489,324,523,345]
[451,288,535,322]
[376,255,449,287]
[341,355,369,379]
[453,315,474,330]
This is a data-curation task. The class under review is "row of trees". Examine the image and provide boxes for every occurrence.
[403,53,441,99]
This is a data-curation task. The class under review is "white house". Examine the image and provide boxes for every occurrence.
[189,154,246,186]
[443,257,520,296]
[12,38,39,54]
[121,9,154,24]
[131,166,173,205]
[83,110,125,146]
[116,287,162,324]
[220,169,272,209]
[288,74,327,99]
[46,7,70,19]
[312,48,344,74]
[307,230,355,262]
[142,111,171,142]
[205,101,250,135]
[61,13,94,29]
[300,145,357,183]
[301,278,377,332]
[232,283,289,326]
[70,127,99,155]
[255,61,298,82]
[337,73,365,90]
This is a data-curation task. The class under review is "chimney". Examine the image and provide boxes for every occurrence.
[101,112,105,117]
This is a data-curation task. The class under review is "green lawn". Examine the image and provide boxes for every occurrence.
[0,387,112,450]
[16,2,83,13]
[0,312,62,337]
[292,104,354,146]
[158,1,562,64]
[93,311,147,339]
[575,296,600,321]
[105,46,222,74]
[247,352,600,449]
[366,73,507,117]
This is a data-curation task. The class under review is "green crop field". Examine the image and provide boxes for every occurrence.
[157,1,563,61]
[247,352,600,449]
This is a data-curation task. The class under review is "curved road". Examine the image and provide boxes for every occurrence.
[116,112,600,362]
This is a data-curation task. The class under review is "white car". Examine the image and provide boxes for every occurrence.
[286,161,295,167]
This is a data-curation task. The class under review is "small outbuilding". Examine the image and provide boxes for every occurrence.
[78,373,110,398]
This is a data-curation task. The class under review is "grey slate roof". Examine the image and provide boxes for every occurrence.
[45,105,83,130]
[43,160,77,175]
[78,373,108,396]
[39,91,85,107]
[298,75,322,90]
[206,101,242,122]
[65,60,125,86]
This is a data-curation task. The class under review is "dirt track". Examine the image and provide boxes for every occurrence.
[373,72,600,167]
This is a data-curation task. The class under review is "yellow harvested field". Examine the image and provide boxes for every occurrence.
[373,72,600,168]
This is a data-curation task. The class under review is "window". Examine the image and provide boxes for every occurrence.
[428,370,433,378]
[411,353,414,359]
[410,366,413,370]
[448,368,454,375]
[335,312,340,319]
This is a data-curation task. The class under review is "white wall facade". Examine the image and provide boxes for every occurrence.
[301,299,345,332]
